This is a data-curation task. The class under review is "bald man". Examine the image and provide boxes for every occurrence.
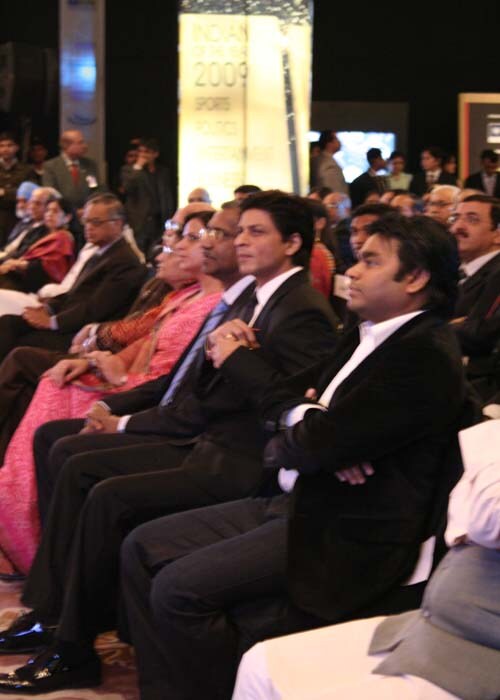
[42,130,102,241]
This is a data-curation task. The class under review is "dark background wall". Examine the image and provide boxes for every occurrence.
[1,1,499,191]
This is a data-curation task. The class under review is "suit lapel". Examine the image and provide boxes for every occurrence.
[458,255,500,313]
[318,312,440,404]
[252,269,309,331]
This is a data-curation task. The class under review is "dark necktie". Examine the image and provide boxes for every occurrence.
[160,299,230,405]
[238,290,259,324]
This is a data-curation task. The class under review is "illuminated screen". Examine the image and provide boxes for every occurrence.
[309,130,396,183]
[179,1,312,205]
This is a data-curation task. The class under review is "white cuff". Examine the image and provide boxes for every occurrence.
[282,403,325,428]
[117,415,131,432]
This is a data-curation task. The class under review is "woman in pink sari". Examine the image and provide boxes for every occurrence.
[0,212,222,575]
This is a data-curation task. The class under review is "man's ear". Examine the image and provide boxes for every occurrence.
[285,232,303,257]
[406,267,430,294]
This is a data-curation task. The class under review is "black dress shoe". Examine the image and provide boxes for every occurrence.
[0,612,56,654]
[0,645,101,694]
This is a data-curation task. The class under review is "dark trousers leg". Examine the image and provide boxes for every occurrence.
[33,418,86,523]
[0,314,73,363]
[0,347,65,463]
[55,464,213,643]
[121,496,291,700]
[0,315,33,362]
[24,423,192,620]
[34,419,176,522]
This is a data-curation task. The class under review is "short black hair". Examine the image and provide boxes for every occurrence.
[367,213,459,318]
[308,186,332,199]
[422,146,445,165]
[234,184,262,195]
[480,149,498,163]
[51,197,74,218]
[351,202,393,219]
[389,150,405,160]
[462,194,500,229]
[140,137,160,152]
[318,130,337,150]
[240,190,314,268]
[0,131,16,143]
[366,148,382,165]
[307,199,328,221]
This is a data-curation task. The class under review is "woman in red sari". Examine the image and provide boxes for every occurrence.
[0,198,75,293]
[0,211,222,576]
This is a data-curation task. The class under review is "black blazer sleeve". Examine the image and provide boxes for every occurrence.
[265,321,465,474]
[103,374,171,415]
[52,241,146,332]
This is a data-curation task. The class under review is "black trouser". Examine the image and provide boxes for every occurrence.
[0,314,73,364]
[120,495,324,700]
[24,418,193,623]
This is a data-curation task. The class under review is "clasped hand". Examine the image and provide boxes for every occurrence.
[45,351,126,388]
[80,402,120,434]
[206,319,260,368]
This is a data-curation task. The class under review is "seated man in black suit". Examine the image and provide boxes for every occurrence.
[449,194,500,401]
[464,148,500,197]
[113,214,467,700]
[0,192,338,694]
[0,193,146,362]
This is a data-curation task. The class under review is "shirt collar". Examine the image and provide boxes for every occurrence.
[95,234,122,256]
[359,310,424,348]
[462,250,500,278]
[222,275,255,305]
[255,267,302,308]
[62,154,79,167]
[0,158,17,170]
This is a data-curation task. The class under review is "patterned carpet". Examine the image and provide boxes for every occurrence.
[0,580,140,699]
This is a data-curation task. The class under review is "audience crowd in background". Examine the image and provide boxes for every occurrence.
[0,125,497,700]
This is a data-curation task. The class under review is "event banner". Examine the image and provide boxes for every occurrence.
[59,0,105,177]
[459,93,500,182]
[179,0,312,206]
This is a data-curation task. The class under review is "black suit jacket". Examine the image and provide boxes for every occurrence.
[48,236,146,332]
[410,171,457,197]
[464,171,500,197]
[122,163,173,245]
[260,312,467,620]
[454,253,500,356]
[349,171,386,208]
[104,271,338,499]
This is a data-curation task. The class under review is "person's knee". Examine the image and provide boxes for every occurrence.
[150,558,200,623]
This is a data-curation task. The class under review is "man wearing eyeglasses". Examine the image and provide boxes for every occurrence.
[0,192,338,695]
[449,194,500,401]
[0,193,146,364]
[425,184,461,227]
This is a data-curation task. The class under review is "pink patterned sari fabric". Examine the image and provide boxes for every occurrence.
[0,290,221,574]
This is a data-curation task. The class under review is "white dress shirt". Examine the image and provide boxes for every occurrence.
[461,249,500,279]
[248,267,302,326]
[445,419,500,548]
